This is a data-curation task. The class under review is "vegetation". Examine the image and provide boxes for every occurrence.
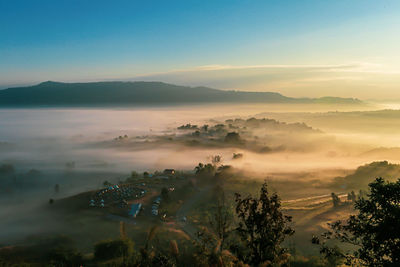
[234,182,295,266]
[313,178,400,266]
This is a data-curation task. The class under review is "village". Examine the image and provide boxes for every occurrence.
[88,168,184,221]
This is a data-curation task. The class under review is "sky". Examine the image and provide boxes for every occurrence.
[1,0,400,99]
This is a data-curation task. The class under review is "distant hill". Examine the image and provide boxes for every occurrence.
[0,81,364,107]
[332,161,400,190]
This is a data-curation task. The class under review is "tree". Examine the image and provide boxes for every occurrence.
[161,187,170,202]
[131,171,139,179]
[192,130,200,137]
[313,178,400,266]
[143,171,149,178]
[224,132,242,144]
[195,163,216,177]
[210,155,222,166]
[331,192,341,208]
[209,185,233,249]
[234,181,294,266]
[347,191,356,202]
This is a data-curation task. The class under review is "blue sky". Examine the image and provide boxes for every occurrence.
[1,0,400,98]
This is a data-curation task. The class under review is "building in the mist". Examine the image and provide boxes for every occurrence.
[163,169,175,176]
[128,203,142,217]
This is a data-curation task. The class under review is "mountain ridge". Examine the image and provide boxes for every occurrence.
[0,81,364,107]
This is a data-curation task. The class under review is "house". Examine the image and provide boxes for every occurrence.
[153,196,161,204]
[163,169,175,176]
[128,203,142,218]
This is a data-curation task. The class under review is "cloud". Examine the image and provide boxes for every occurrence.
[126,62,400,100]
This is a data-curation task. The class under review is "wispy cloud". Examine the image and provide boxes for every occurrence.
[127,62,400,100]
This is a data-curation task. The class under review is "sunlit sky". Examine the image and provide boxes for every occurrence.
[1,0,400,99]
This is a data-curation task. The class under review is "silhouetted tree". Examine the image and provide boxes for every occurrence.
[347,191,356,202]
[331,192,341,208]
[195,163,216,178]
[224,132,242,144]
[313,178,400,266]
[235,181,294,266]
[192,130,200,137]
[209,185,233,248]
[161,187,170,202]
[131,171,139,179]
[211,155,222,165]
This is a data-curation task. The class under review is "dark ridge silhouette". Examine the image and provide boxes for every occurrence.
[0,81,363,107]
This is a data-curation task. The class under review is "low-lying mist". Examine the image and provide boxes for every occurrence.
[1,103,400,244]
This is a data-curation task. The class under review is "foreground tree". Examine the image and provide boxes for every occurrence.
[209,185,233,249]
[234,181,294,266]
[313,178,400,266]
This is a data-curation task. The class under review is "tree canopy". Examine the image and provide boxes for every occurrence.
[313,177,400,266]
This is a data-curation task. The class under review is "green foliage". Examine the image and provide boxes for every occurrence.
[234,181,294,266]
[313,177,400,266]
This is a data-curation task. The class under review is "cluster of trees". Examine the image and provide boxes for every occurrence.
[330,190,358,208]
